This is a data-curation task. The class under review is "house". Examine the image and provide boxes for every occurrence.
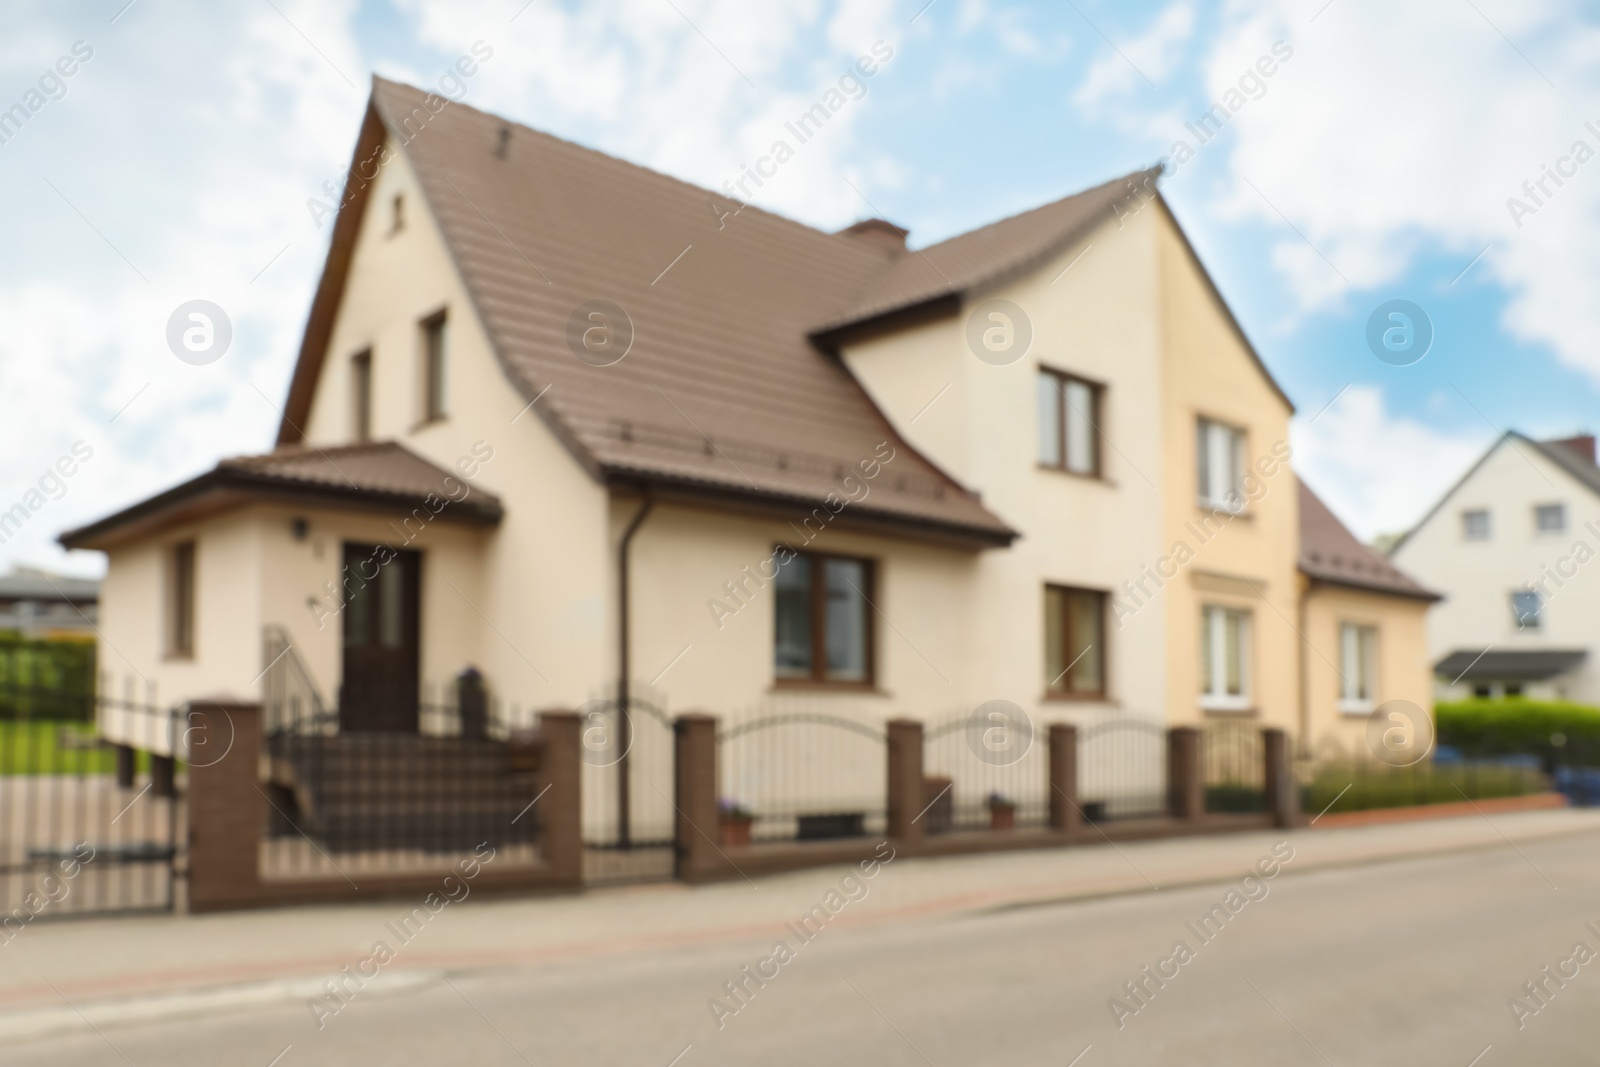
[0,567,98,639]
[61,78,1431,789]
[1297,483,1440,754]
[1393,432,1600,701]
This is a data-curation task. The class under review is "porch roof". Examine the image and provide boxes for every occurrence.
[59,442,502,550]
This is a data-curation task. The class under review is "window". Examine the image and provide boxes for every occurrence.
[1044,586,1105,697]
[166,541,196,659]
[774,551,872,684]
[1535,503,1566,534]
[1462,509,1491,540]
[1512,589,1542,630]
[1037,369,1101,476]
[351,349,372,443]
[390,193,405,234]
[1338,623,1377,711]
[1197,418,1245,512]
[1200,605,1250,709]
[421,311,448,422]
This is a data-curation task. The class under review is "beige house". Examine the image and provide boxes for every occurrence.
[63,78,1432,787]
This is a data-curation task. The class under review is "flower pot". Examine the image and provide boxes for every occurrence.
[989,804,1016,831]
[719,814,753,848]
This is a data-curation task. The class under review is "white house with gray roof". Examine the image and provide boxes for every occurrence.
[1393,432,1600,702]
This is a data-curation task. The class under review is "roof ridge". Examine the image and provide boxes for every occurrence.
[370,77,896,258]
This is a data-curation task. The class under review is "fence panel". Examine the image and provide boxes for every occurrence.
[719,710,886,844]
[1202,721,1266,814]
[923,708,1047,833]
[0,683,181,920]
[1079,717,1168,821]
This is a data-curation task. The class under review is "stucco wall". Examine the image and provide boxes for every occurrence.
[1153,204,1299,730]
[1394,439,1600,703]
[300,136,610,708]
[1301,580,1434,755]
[839,207,1168,728]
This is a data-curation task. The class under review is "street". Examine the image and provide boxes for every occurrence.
[7,825,1598,1065]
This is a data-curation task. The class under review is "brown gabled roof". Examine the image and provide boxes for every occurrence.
[1298,479,1439,602]
[60,442,501,551]
[279,80,1252,546]
[812,170,1159,338]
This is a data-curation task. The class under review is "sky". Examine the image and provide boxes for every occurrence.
[1,0,1597,577]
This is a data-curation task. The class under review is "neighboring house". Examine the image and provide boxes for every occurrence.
[1393,432,1600,702]
[1297,483,1440,754]
[0,567,97,639]
[62,78,1425,765]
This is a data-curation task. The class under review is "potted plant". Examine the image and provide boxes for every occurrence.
[987,792,1016,831]
[719,799,754,847]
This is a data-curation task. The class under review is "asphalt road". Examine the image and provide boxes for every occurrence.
[13,829,1600,1066]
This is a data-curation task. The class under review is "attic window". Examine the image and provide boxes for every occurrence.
[390,193,404,234]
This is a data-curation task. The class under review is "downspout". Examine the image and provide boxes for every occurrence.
[616,490,655,849]
[1297,574,1311,759]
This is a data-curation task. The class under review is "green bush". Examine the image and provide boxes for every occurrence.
[0,634,96,721]
[1303,760,1547,815]
[1435,698,1600,763]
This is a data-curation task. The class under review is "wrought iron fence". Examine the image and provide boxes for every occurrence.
[0,681,182,920]
[1203,720,1266,814]
[922,709,1049,833]
[718,700,887,845]
[1078,716,1169,821]
[259,638,548,881]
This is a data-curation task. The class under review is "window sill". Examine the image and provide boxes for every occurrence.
[1197,499,1250,519]
[1043,690,1115,704]
[1199,700,1256,716]
[770,679,887,695]
[411,415,448,432]
[162,653,195,663]
[1338,702,1375,716]
[1037,463,1109,485]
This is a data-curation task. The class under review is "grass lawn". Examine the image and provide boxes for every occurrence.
[0,721,163,776]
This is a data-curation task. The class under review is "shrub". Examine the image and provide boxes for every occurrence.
[1435,698,1600,765]
[1303,759,1547,815]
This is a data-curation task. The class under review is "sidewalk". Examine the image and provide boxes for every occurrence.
[3,807,1598,1032]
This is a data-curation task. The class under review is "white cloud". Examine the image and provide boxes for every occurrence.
[1291,385,1490,541]
[1203,0,1600,381]
[1072,0,1195,109]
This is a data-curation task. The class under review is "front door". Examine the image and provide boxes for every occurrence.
[340,544,421,733]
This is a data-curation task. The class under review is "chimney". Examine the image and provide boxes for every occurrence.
[837,218,908,252]
[1547,434,1596,466]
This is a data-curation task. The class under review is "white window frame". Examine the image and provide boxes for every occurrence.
[1197,418,1245,514]
[1338,622,1377,713]
[1461,508,1491,541]
[1200,605,1252,711]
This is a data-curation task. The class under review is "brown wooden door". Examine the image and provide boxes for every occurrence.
[339,544,421,733]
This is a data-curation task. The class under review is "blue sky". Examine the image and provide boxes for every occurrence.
[1,0,1596,575]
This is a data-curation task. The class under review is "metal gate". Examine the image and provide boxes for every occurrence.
[0,674,183,923]
[579,696,676,884]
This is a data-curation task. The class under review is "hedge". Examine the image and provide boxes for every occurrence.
[1435,698,1600,762]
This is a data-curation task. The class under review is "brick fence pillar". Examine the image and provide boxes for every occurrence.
[1049,723,1080,834]
[886,719,924,844]
[1262,727,1298,828]
[187,702,262,912]
[537,711,581,886]
[1168,726,1204,820]
[673,714,720,881]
